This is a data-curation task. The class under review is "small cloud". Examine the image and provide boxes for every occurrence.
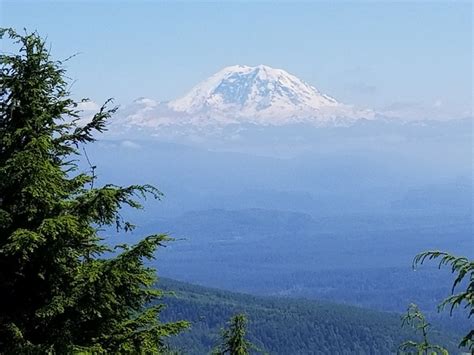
[133,97,158,108]
[120,140,141,149]
[77,100,100,112]
[63,100,100,126]
[433,100,443,108]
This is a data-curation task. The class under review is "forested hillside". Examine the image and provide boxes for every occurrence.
[158,278,460,354]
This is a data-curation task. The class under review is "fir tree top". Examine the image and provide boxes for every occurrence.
[0,28,188,354]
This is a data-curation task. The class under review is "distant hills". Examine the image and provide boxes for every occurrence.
[158,278,461,354]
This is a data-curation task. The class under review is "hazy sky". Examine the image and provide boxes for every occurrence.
[2,1,472,119]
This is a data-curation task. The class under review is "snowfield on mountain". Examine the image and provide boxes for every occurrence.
[113,65,375,131]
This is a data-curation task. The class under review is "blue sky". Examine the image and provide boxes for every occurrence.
[2,1,472,119]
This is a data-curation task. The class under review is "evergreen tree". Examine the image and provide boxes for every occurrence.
[413,251,474,350]
[213,314,254,355]
[0,28,188,353]
[398,303,448,355]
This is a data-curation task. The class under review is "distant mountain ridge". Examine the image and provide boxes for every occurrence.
[112,65,375,132]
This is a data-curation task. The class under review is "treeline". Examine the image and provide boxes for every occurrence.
[158,278,459,354]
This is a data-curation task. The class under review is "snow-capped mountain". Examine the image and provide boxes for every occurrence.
[168,64,373,125]
[111,65,374,133]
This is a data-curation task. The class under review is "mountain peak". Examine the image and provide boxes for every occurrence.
[115,65,374,132]
[167,64,371,125]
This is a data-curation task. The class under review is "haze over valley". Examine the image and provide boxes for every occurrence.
[82,66,472,338]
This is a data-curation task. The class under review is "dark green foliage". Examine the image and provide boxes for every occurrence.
[398,304,448,355]
[413,251,474,350]
[158,278,460,354]
[0,28,188,353]
[213,314,253,355]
